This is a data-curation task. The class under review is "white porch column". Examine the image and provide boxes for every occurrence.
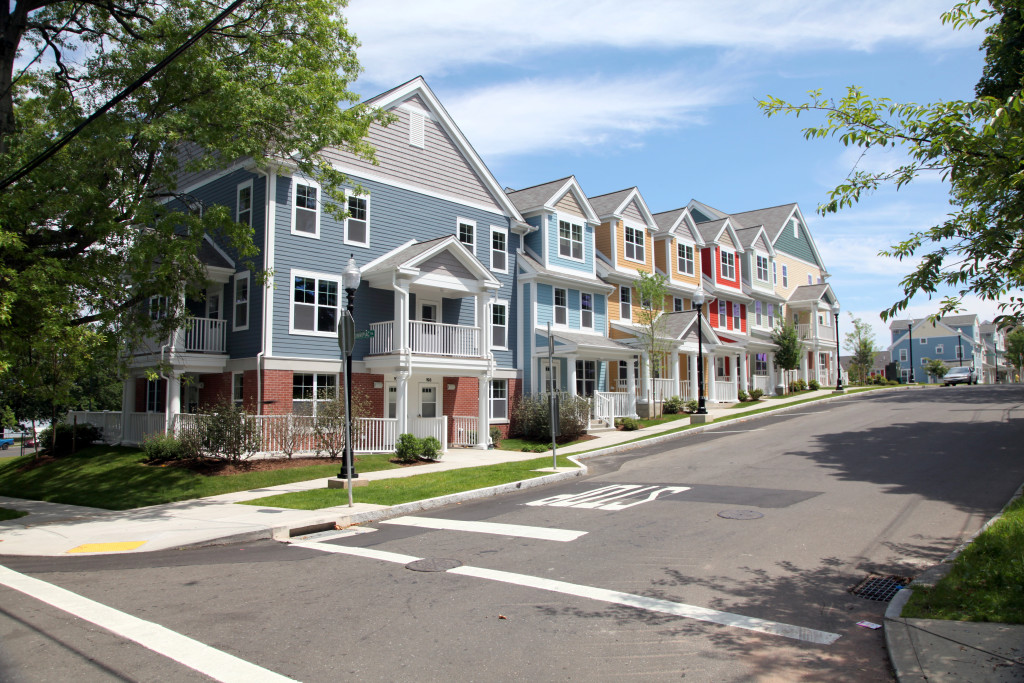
[122,374,135,415]
[165,375,181,435]
[707,353,717,402]
[626,356,638,417]
[799,349,809,383]
[768,352,777,395]
[688,353,698,401]
[395,371,409,435]
[567,356,578,397]
[394,281,410,353]
[640,350,651,402]
[739,353,748,392]
[671,349,680,394]
[476,291,490,358]
[476,373,490,449]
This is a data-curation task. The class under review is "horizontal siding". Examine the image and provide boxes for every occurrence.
[556,192,586,217]
[775,224,821,267]
[623,199,644,223]
[545,213,594,273]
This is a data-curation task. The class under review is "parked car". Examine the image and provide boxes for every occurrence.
[0,438,13,450]
[942,366,978,386]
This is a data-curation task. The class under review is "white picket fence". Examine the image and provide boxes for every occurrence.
[714,380,738,403]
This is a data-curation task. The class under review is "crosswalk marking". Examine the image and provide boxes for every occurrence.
[526,485,690,510]
[291,541,841,645]
[380,516,587,541]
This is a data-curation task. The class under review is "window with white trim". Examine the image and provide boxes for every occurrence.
[935,344,944,355]
[237,181,252,227]
[624,225,644,262]
[756,255,769,282]
[716,356,727,378]
[807,273,813,285]
[773,261,777,284]
[782,265,789,288]
[559,220,583,260]
[920,337,928,344]
[492,302,507,348]
[149,295,169,321]
[581,293,594,329]
[899,348,908,362]
[755,300,763,326]
[718,300,726,326]
[292,273,339,334]
[618,360,639,388]
[457,219,475,253]
[674,297,684,313]
[233,373,244,406]
[490,227,507,272]
[768,304,775,328]
[490,379,508,421]
[145,379,165,413]
[619,286,631,320]
[732,302,741,330]
[292,373,336,415]
[554,288,567,325]
[677,243,694,275]
[345,194,369,246]
[720,250,736,280]
[233,271,249,331]
[293,180,319,236]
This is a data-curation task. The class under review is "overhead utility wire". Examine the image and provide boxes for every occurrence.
[0,0,248,193]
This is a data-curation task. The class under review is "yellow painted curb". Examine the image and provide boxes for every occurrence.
[66,541,147,554]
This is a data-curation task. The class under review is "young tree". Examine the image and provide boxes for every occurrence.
[923,358,950,383]
[1006,327,1024,382]
[843,314,878,384]
[758,0,1024,326]
[0,0,387,378]
[633,271,671,416]
[771,322,802,391]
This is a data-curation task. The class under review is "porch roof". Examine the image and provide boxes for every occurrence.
[361,235,501,293]
[535,330,634,357]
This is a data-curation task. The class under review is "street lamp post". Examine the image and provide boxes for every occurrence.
[958,332,963,367]
[340,255,361,481]
[693,288,708,415]
[907,321,915,383]
[832,302,843,392]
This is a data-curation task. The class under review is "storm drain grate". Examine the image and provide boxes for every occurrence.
[849,574,912,602]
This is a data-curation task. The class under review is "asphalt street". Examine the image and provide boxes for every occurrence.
[2,385,1022,682]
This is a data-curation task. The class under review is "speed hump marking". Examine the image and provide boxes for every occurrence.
[526,485,690,511]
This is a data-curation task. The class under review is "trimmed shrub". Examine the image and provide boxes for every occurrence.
[38,422,103,456]
[509,392,591,442]
[141,434,183,462]
[489,426,502,448]
[808,379,821,391]
[420,436,442,462]
[394,433,421,464]
[618,417,640,431]
[663,396,685,414]
[748,388,764,401]
[737,389,748,402]
[684,399,699,414]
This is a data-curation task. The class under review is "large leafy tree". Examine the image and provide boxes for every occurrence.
[0,0,385,382]
[758,0,1024,325]
[1006,326,1024,380]
[843,314,878,383]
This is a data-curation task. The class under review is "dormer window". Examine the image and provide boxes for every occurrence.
[624,225,645,262]
[720,250,736,280]
[559,220,583,260]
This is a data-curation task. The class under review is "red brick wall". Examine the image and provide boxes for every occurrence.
[243,370,259,412]
[199,372,232,409]
[351,373,384,418]
[261,369,293,415]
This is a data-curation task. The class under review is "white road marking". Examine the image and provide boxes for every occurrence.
[0,564,294,683]
[527,485,690,510]
[380,516,587,542]
[292,542,840,645]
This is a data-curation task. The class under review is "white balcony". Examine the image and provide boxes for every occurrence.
[369,320,481,357]
[174,317,227,353]
[798,323,838,345]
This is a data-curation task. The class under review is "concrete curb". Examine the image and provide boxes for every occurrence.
[884,480,1024,681]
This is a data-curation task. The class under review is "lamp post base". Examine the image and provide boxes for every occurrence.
[690,413,714,425]
[328,477,369,489]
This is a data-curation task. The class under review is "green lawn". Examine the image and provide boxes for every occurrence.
[0,447,400,510]
[902,495,1024,623]
[0,507,28,521]
[495,436,589,452]
[242,455,579,509]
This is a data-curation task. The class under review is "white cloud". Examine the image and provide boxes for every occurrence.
[441,73,728,157]
[347,0,979,85]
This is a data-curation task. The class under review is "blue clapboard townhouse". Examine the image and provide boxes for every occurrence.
[116,77,530,450]
[888,314,984,383]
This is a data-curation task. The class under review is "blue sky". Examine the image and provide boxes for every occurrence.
[345,0,1010,347]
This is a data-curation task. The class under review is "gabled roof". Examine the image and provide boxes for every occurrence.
[728,203,799,238]
[505,176,600,224]
[537,330,633,356]
[199,234,235,270]
[652,207,705,244]
[687,199,728,223]
[361,235,500,290]
[612,310,722,346]
[588,187,657,229]
[695,217,744,252]
[786,283,836,306]
[733,226,776,256]
[361,77,526,226]
[888,313,980,332]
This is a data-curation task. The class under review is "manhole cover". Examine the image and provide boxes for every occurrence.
[849,574,912,602]
[405,558,462,572]
[717,509,764,520]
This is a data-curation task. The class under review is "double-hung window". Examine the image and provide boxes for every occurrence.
[292,273,338,334]
[492,302,507,348]
[733,303,741,330]
[490,379,508,421]
[899,349,908,362]
[233,373,244,406]
[146,379,165,413]
[624,225,644,262]
[674,297,684,312]
[149,295,169,321]
[677,243,694,275]
[345,195,368,246]
[293,180,319,236]
[619,286,631,320]
[233,272,249,331]
[559,220,583,260]
[457,219,475,253]
[718,300,726,327]
[581,293,594,329]
[554,288,567,325]
[237,182,252,227]
[756,255,769,282]
[782,265,789,288]
[755,301,763,326]
[490,227,507,272]
[720,250,736,280]
[292,373,336,415]
[935,344,944,355]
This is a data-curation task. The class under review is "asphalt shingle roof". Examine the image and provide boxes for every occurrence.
[505,177,574,213]
[588,188,635,218]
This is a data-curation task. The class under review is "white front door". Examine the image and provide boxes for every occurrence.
[419,384,438,418]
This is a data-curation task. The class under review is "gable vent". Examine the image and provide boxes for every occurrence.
[409,110,425,148]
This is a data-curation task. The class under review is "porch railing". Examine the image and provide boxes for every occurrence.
[175,318,227,353]
[451,415,479,447]
[675,381,694,402]
[410,416,448,451]
[714,380,738,403]
[798,323,836,344]
[67,411,123,444]
[594,391,633,427]
[752,375,773,394]
[354,417,397,454]
[124,412,166,445]
[368,320,481,357]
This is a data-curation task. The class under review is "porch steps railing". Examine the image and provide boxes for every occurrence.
[594,391,633,427]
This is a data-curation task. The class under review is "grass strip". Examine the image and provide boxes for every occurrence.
[241,455,579,509]
[0,507,28,521]
[0,447,400,510]
[902,495,1024,623]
